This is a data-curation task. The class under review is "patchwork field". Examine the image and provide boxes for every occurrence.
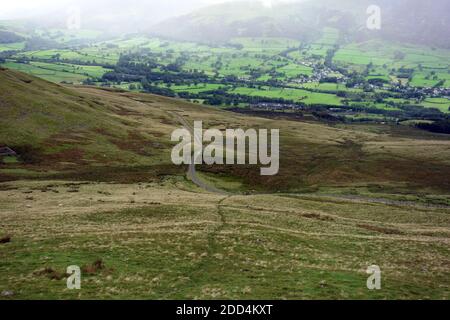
[230,86,343,105]
[2,30,449,128]
[334,40,450,88]
[1,61,111,83]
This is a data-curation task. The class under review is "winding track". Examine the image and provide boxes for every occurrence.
[167,110,450,210]
[168,111,229,195]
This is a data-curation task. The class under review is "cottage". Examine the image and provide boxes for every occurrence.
[0,147,17,157]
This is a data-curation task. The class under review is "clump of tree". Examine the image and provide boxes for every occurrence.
[141,80,175,97]
[312,111,344,123]
[416,120,450,134]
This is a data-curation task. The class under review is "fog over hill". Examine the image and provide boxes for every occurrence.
[1,0,449,47]
[1,0,290,30]
[151,0,450,48]
[0,0,230,33]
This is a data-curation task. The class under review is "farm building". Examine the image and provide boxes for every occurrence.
[0,147,17,157]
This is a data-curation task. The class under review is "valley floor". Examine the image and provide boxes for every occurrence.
[0,179,449,299]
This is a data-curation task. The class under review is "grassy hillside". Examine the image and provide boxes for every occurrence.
[0,67,181,181]
[1,67,450,194]
[0,69,449,299]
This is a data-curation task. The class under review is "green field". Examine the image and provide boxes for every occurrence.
[410,72,450,88]
[334,40,450,88]
[231,86,343,105]
[169,83,226,94]
[1,62,88,83]
[1,61,111,83]
[0,28,449,123]
[300,82,362,93]
[0,42,25,52]
[278,63,314,77]
[421,98,450,113]
[18,48,120,65]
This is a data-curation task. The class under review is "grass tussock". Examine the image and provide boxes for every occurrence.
[34,268,68,281]
[0,235,11,244]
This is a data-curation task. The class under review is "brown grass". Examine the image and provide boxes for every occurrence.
[357,224,404,235]
[82,259,112,275]
[302,213,335,221]
[34,268,67,281]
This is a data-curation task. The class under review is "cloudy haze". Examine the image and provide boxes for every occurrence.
[0,0,303,20]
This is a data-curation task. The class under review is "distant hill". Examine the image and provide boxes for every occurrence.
[150,2,324,43]
[2,0,210,35]
[4,0,448,48]
[150,0,450,48]
[0,30,25,44]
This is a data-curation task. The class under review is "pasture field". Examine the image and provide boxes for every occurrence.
[0,61,112,83]
[420,98,450,113]
[1,61,89,83]
[230,86,343,105]
[0,42,25,52]
[17,49,120,65]
[217,56,267,77]
[410,72,450,88]
[278,63,314,77]
[307,44,332,57]
[334,40,450,88]
[334,43,393,66]
[182,56,219,76]
[168,83,226,94]
[30,62,111,78]
[299,82,363,93]
[1,30,449,123]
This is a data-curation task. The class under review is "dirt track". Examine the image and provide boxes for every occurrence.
[167,111,450,210]
[168,111,229,195]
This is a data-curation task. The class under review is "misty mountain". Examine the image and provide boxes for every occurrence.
[0,31,25,44]
[2,0,449,48]
[150,0,450,48]
[13,0,210,35]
